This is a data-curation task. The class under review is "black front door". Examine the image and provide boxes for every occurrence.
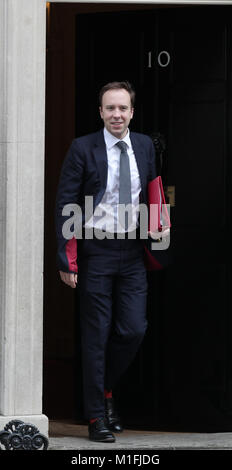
[75,5,232,430]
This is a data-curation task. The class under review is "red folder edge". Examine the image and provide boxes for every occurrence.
[148,176,171,232]
[144,245,163,270]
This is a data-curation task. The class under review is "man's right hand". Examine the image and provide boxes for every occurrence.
[59,271,78,288]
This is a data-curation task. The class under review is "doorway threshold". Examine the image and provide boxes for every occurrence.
[48,420,232,450]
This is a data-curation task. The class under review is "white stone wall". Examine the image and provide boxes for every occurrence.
[0,0,47,434]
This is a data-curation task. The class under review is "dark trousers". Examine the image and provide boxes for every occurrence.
[78,236,148,420]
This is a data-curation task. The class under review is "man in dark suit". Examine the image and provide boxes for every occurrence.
[55,81,156,442]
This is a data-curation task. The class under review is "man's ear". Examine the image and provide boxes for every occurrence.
[99,106,103,119]
[131,107,134,119]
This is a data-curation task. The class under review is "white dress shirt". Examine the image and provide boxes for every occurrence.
[85,127,141,233]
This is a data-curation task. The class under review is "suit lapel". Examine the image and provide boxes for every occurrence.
[130,132,147,202]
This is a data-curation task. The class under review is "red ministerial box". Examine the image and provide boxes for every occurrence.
[148,176,171,232]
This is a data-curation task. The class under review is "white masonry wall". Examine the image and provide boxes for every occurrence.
[0,0,48,435]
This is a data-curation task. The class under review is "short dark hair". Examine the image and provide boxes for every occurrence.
[99,81,135,108]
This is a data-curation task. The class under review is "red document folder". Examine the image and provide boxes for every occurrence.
[148,176,171,232]
[144,176,171,270]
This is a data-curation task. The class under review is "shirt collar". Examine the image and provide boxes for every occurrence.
[103,127,131,150]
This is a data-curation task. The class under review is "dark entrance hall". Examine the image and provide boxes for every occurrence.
[44,3,232,431]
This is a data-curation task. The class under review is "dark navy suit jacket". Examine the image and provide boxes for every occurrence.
[55,129,156,273]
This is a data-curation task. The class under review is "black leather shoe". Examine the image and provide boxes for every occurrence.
[105,397,123,433]
[88,417,115,442]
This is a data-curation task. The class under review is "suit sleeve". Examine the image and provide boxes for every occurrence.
[55,140,84,273]
[148,137,157,181]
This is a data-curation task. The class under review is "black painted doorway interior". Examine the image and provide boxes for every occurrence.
[74,6,232,431]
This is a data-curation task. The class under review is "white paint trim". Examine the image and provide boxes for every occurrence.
[0,0,47,427]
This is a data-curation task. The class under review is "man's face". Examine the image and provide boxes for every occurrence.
[99,89,134,139]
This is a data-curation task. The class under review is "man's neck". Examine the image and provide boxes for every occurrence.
[104,127,129,140]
